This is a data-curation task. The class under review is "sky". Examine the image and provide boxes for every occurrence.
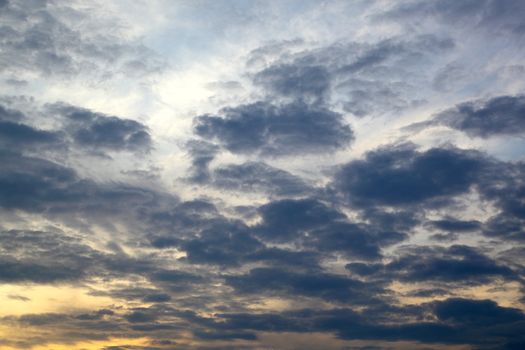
[1,0,525,349]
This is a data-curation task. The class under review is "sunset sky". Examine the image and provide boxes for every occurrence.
[1,1,525,349]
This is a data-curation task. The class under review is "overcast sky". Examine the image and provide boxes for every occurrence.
[1,1,525,349]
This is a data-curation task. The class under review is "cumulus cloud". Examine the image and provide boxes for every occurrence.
[194,101,353,156]
[334,144,486,207]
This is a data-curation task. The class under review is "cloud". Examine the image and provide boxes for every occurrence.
[0,103,64,151]
[0,230,99,283]
[50,103,152,153]
[255,198,345,242]
[194,330,257,341]
[203,300,524,345]
[0,151,164,218]
[421,95,525,138]
[185,140,220,183]
[253,64,331,103]
[381,0,525,35]
[180,222,262,267]
[0,1,164,79]
[152,214,321,268]
[248,35,453,117]
[0,152,84,212]
[332,35,453,117]
[142,293,171,303]
[347,245,517,284]
[309,222,406,261]
[125,310,158,324]
[225,267,382,304]
[252,198,407,260]
[0,118,62,150]
[244,247,321,269]
[334,144,486,208]
[434,298,525,326]
[483,214,525,242]
[184,141,311,196]
[209,162,310,196]
[193,101,353,156]
[478,160,525,241]
[4,299,524,349]
[0,100,152,156]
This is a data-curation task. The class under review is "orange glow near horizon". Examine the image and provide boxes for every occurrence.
[0,337,151,350]
[0,284,116,317]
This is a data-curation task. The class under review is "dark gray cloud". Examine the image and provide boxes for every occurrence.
[361,208,421,233]
[191,298,525,346]
[0,150,164,217]
[478,161,525,241]
[334,144,486,208]
[0,100,152,156]
[254,198,346,242]
[51,103,152,153]
[0,152,85,212]
[254,198,407,260]
[0,229,101,283]
[125,309,158,324]
[483,214,525,242]
[185,140,220,183]
[310,222,406,261]
[184,140,311,195]
[179,222,262,267]
[328,300,523,346]
[0,103,64,151]
[333,142,524,245]
[417,95,525,138]
[194,101,353,156]
[149,198,406,269]
[434,298,525,326]
[347,245,517,285]
[225,267,382,304]
[151,215,321,268]
[193,330,256,341]
[0,118,62,150]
